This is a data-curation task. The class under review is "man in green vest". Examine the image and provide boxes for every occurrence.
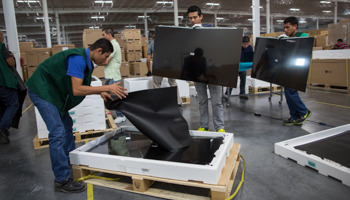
[0,30,18,144]
[282,17,312,125]
[26,38,127,193]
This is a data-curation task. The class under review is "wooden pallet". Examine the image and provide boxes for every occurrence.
[308,83,350,92]
[33,109,117,149]
[249,86,281,94]
[181,97,191,104]
[72,143,241,200]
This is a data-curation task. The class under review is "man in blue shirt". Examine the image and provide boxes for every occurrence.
[187,5,225,132]
[226,36,253,99]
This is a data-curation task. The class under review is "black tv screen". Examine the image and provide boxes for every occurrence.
[252,37,314,92]
[153,26,243,88]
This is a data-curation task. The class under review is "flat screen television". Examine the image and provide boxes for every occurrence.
[153,26,243,88]
[251,37,314,92]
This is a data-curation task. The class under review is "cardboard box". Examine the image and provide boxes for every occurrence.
[37,48,52,64]
[92,66,105,78]
[142,45,148,58]
[27,66,37,78]
[313,47,323,51]
[22,66,28,82]
[26,51,38,66]
[135,51,142,62]
[133,30,141,40]
[120,62,130,77]
[309,59,347,87]
[19,42,35,53]
[315,35,327,47]
[115,34,124,45]
[126,52,135,62]
[317,28,328,35]
[130,62,148,76]
[124,40,134,51]
[52,44,75,55]
[123,29,134,40]
[121,47,126,62]
[20,53,27,65]
[83,29,102,46]
[141,37,148,46]
[134,40,142,51]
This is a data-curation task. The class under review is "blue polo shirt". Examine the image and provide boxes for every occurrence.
[241,45,254,62]
[65,48,92,80]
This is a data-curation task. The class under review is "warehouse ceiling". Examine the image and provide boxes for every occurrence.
[0,0,349,47]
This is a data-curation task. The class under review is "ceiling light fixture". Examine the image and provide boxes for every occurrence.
[277,20,284,22]
[138,16,150,19]
[206,3,220,6]
[248,19,254,21]
[299,20,307,24]
[156,1,173,4]
[36,17,52,20]
[216,17,224,20]
[17,0,40,3]
[94,1,113,3]
[320,1,331,4]
[290,8,300,11]
[91,16,105,19]
[251,6,263,9]
[323,10,332,13]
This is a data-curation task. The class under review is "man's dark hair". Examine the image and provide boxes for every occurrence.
[242,36,250,43]
[89,38,114,54]
[284,17,298,28]
[102,28,114,37]
[187,5,202,16]
[338,39,343,42]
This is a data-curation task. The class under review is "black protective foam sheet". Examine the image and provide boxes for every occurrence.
[105,87,194,151]
[295,130,350,169]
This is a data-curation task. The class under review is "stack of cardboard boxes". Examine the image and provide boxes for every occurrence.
[83,29,102,48]
[24,44,75,81]
[19,42,35,81]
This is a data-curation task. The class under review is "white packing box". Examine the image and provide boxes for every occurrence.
[275,124,350,187]
[70,126,235,184]
[123,77,153,93]
[312,49,350,59]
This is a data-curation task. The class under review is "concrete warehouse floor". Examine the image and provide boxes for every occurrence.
[1,86,350,200]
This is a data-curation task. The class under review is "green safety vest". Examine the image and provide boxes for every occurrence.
[26,48,94,117]
[0,43,18,89]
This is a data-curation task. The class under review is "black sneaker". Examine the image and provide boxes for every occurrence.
[294,110,312,125]
[239,95,249,99]
[54,178,86,193]
[0,129,10,144]
[146,71,152,76]
[283,118,295,125]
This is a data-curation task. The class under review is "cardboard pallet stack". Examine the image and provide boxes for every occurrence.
[83,29,102,48]
[23,44,75,81]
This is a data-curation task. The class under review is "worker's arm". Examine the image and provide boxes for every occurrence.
[5,56,15,67]
[103,56,113,65]
[146,54,152,72]
[71,77,127,99]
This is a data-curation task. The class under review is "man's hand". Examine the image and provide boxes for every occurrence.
[108,82,128,99]
[100,92,113,102]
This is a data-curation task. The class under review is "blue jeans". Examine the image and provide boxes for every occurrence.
[28,90,74,182]
[105,79,125,118]
[285,88,307,120]
[226,71,247,95]
[0,86,19,133]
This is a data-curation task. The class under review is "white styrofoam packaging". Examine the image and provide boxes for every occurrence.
[246,76,277,88]
[161,78,190,97]
[123,77,153,93]
[70,126,235,185]
[312,49,350,59]
[35,76,106,139]
[275,124,350,187]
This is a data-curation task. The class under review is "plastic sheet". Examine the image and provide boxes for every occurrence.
[105,87,194,151]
